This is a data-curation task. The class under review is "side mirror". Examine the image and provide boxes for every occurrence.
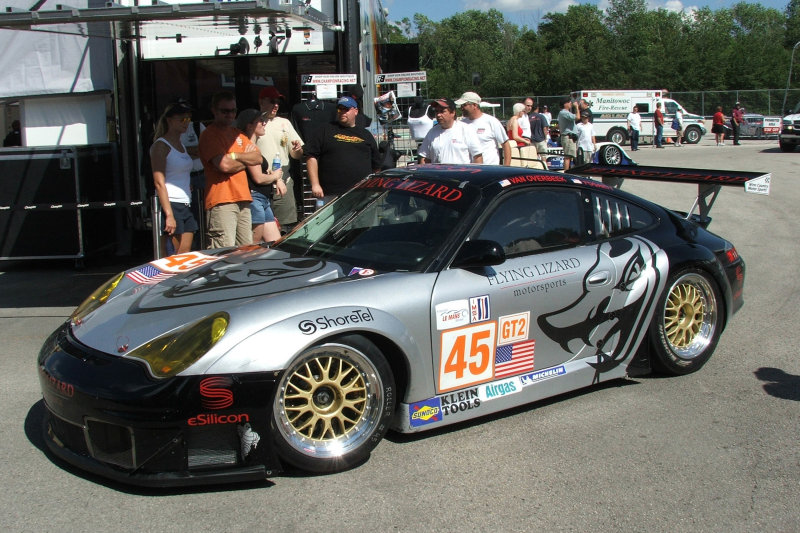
[452,239,505,269]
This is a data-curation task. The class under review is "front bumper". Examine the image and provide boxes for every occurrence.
[38,323,284,487]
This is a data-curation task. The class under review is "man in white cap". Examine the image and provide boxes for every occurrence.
[418,97,483,164]
[456,91,511,165]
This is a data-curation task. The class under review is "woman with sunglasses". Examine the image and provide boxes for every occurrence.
[150,101,198,256]
[236,108,287,243]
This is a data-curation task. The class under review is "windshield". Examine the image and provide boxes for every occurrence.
[275,178,479,272]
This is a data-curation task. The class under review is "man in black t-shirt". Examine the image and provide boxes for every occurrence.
[305,96,381,205]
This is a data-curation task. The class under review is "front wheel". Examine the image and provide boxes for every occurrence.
[683,126,702,144]
[779,140,796,152]
[272,335,395,472]
[649,270,722,375]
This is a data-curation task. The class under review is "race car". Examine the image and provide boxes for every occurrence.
[37,163,768,487]
[544,141,635,170]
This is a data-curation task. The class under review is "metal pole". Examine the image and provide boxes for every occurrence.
[151,195,162,259]
[782,41,800,116]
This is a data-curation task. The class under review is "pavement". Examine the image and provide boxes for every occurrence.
[1,135,798,532]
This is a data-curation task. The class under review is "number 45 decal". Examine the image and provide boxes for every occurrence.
[438,322,496,393]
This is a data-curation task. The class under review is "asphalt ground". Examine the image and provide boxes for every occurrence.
[1,135,798,532]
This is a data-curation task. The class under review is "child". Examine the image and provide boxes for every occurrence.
[575,110,596,166]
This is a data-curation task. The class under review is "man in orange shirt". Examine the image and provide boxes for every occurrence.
[199,91,263,248]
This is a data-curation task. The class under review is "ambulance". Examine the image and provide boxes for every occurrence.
[572,90,707,145]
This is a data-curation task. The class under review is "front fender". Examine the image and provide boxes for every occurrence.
[205,304,436,402]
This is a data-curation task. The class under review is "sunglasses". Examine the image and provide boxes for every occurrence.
[218,108,237,114]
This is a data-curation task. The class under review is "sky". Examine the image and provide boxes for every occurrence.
[381,0,790,29]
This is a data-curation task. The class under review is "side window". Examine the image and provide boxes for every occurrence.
[664,101,678,114]
[592,192,657,239]
[636,102,650,113]
[477,189,583,256]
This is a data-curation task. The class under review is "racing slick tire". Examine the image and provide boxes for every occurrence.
[598,144,623,165]
[683,126,702,144]
[607,128,627,145]
[649,269,723,376]
[272,334,395,473]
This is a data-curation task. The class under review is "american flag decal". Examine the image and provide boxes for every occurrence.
[494,340,535,378]
[125,264,175,285]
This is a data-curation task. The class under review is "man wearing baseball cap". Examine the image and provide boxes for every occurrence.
[305,95,382,205]
[456,91,511,165]
[418,97,483,164]
[257,85,304,233]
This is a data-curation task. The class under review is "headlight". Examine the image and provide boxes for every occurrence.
[70,272,125,325]
[126,312,229,378]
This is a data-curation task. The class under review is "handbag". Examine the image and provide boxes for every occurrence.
[671,118,680,130]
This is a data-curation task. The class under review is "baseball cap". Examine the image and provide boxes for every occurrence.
[337,96,359,109]
[258,86,284,101]
[455,91,481,106]
[431,97,456,111]
[235,108,266,131]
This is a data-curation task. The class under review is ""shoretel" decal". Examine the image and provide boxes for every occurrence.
[298,308,375,335]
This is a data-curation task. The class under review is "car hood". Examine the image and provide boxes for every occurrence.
[782,112,800,121]
[72,246,360,355]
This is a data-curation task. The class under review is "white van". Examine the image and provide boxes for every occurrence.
[572,90,707,145]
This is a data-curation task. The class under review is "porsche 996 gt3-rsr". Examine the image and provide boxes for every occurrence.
[37,163,763,487]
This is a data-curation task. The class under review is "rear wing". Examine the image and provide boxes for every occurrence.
[568,163,770,227]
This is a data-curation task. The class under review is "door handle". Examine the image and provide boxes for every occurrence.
[587,271,610,285]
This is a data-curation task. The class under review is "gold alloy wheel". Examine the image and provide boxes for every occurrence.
[284,355,366,440]
[274,343,385,460]
[662,273,717,359]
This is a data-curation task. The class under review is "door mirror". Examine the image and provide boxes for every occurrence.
[452,240,505,269]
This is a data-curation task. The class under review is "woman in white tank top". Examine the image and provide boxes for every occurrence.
[407,104,434,141]
[150,101,198,255]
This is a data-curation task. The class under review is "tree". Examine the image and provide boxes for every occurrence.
[391,1,793,103]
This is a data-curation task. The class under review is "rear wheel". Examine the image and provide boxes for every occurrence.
[272,335,395,472]
[607,128,627,145]
[599,144,623,165]
[649,270,722,375]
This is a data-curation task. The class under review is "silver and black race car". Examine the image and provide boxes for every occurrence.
[37,163,768,487]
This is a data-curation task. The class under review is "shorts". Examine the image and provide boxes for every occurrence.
[711,124,724,134]
[534,140,549,155]
[561,135,577,158]
[249,190,276,225]
[161,202,198,235]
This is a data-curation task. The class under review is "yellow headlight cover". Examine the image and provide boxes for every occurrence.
[70,272,125,324]
[127,312,230,378]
